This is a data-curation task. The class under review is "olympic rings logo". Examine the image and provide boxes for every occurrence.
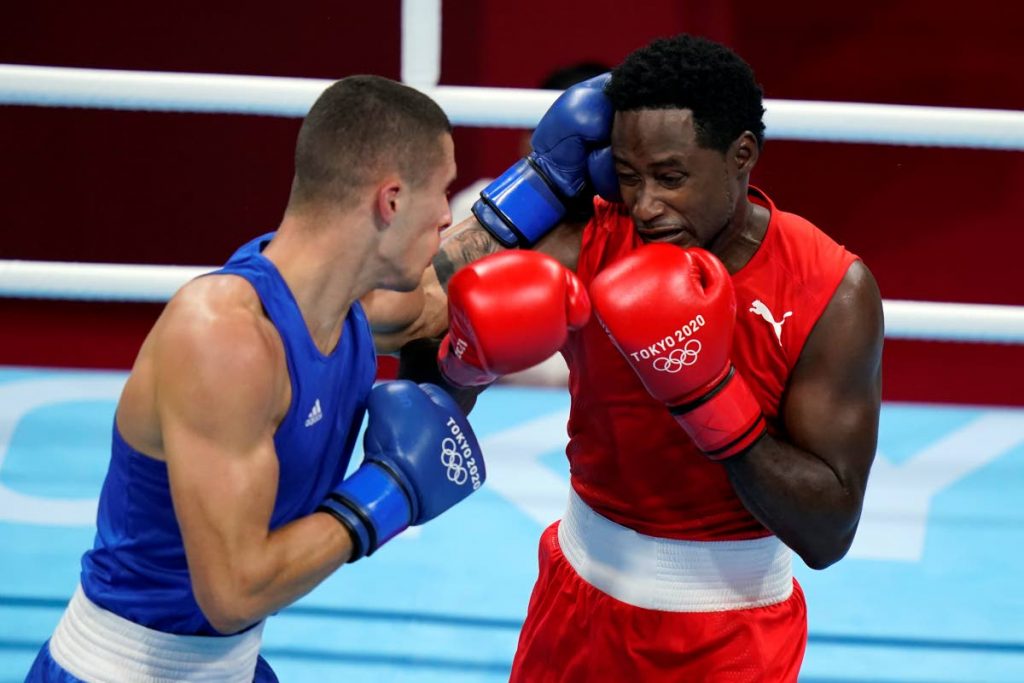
[651,339,702,373]
[440,437,468,485]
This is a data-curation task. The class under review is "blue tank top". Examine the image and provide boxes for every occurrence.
[81,233,377,635]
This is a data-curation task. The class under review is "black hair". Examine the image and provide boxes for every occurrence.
[605,34,766,152]
[290,75,452,208]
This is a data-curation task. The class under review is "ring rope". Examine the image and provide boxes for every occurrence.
[3,64,1024,147]
[1,260,1021,344]
[3,64,1023,343]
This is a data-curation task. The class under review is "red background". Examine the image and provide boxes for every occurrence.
[2,1,1022,405]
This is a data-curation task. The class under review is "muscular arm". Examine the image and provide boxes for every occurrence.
[359,217,504,356]
[156,293,354,634]
[363,215,586,351]
[362,217,585,410]
[361,265,449,354]
[432,217,507,289]
[724,261,884,569]
[434,215,585,284]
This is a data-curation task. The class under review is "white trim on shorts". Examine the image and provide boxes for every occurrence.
[48,584,264,682]
[557,487,794,612]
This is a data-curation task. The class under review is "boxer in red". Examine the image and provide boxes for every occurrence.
[413,33,883,681]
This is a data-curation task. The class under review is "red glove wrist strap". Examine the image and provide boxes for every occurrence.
[437,334,497,388]
[669,366,766,460]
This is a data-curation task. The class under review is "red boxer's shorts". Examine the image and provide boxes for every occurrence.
[510,490,807,682]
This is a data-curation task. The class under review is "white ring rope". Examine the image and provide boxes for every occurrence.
[2,64,1023,343]
[881,301,1024,343]
[3,63,1024,148]
[0,260,1021,344]
[401,0,442,89]
[0,261,212,304]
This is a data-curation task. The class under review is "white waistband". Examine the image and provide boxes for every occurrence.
[557,488,793,612]
[48,585,264,683]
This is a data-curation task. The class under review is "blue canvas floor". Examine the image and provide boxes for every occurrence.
[1,366,1022,682]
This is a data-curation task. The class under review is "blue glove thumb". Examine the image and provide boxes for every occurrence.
[587,147,622,203]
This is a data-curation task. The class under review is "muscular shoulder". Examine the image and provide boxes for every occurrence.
[820,260,883,348]
[795,260,883,382]
[163,276,276,354]
[155,275,290,430]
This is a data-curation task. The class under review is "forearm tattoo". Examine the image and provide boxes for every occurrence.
[432,226,503,289]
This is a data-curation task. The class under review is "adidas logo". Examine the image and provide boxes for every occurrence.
[304,399,323,427]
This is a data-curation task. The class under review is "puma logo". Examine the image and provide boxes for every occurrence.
[749,299,792,345]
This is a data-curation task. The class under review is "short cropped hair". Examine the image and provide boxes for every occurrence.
[605,35,766,152]
[290,75,451,209]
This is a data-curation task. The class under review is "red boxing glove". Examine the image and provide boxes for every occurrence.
[590,244,766,460]
[439,251,591,387]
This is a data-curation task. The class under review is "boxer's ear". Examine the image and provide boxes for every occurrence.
[375,176,403,227]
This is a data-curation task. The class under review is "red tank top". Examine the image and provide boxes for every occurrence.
[564,187,858,541]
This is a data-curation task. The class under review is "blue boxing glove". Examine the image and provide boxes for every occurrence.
[585,146,622,204]
[472,73,613,248]
[318,381,486,561]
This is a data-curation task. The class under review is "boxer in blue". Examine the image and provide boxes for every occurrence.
[27,75,484,682]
